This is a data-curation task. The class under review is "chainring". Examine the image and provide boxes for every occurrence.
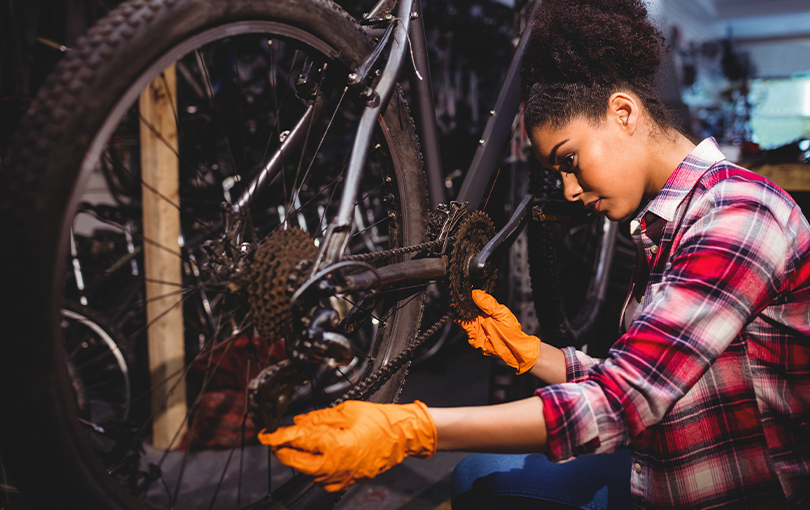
[448,210,498,321]
[247,227,317,340]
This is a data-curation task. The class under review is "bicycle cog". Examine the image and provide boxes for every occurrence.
[448,210,498,321]
[247,227,317,339]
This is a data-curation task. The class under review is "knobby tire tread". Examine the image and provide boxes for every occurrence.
[0,0,427,508]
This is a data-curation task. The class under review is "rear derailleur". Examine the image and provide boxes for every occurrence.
[247,262,357,431]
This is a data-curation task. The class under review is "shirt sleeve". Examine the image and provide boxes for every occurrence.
[537,193,789,462]
[563,346,602,383]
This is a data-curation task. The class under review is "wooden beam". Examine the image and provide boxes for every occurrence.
[139,65,188,450]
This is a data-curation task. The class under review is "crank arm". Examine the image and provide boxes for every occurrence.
[469,194,534,280]
[469,194,591,279]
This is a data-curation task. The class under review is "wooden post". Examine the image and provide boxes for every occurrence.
[139,65,187,450]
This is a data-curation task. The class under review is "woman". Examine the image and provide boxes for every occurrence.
[259,0,810,507]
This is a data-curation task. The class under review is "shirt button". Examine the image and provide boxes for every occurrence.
[650,245,659,254]
[634,463,642,474]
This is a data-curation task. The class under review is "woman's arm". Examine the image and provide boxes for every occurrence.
[528,342,567,384]
[430,396,549,453]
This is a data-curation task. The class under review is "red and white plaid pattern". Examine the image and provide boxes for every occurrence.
[537,138,810,508]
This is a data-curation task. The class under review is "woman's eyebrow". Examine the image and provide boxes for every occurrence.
[548,139,568,166]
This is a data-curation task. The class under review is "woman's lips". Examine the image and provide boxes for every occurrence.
[585,199,601,212]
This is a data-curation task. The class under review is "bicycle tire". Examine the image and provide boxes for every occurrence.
[0,0,427,508]
[526,163,622,352]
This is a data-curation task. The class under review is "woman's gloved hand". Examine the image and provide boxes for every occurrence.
[458,289,541,374]
[257,400,436,492]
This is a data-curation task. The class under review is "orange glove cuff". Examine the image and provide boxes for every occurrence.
[406,400,437,458]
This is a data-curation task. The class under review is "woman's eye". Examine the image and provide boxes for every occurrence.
[561,154,575,173]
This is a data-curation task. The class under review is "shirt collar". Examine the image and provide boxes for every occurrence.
[636,137,726,223]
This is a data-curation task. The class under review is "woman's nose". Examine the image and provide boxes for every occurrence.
[562,173,582,202]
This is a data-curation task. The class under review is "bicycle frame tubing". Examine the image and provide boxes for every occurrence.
[316,0,540,270]
[313,0,417,270]
[233,0,538,266]
[406,0,541,209]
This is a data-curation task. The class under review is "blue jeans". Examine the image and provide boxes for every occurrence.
[451,449,631,509]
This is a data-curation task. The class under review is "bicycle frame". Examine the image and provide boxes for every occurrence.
[318,0,538,273]
[357,0,538,212]
[228,0,543,289]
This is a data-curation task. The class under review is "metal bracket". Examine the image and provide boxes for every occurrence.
[349,22,395,87]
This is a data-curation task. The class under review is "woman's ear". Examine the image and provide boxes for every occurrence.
[608,92,639,135]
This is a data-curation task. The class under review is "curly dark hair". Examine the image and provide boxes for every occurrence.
[521,0,672,131]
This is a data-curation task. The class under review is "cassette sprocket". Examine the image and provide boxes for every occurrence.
[448,210,498,321]
[247,227,317,339]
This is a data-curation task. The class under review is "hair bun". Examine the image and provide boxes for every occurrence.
[521,0,664,101]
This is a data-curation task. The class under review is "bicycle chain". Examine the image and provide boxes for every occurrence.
[333,311,455,405]
[330,237,454,404]
[252,232,463,408]
[342,237,448,263]
[326,221,494,404]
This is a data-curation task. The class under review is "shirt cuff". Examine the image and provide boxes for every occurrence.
[563,346,601,383]
[536,383,602,462]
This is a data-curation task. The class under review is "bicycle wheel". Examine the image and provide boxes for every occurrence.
[61,302,132,459]
[527,162,625,353]
[0,0,428,508]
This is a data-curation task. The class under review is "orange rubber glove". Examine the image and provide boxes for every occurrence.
[257,400,436,492]
[458,289,541,375]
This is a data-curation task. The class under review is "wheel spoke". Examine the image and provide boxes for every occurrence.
[286,63,327,222]
[207,442,238,510]
[136,111,200,189]
[28,16,426,509]
[236,359,251,508]
[73,285,202,373]
[288,84,349,230]
[158,71,182,144]
[76,208,199,270]
[195,49,240,179]
[119,308,249,468]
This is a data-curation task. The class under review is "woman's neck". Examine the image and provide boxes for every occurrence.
[644,130,696,198]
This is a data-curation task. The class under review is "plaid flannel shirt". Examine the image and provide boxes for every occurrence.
[536,138,810,508]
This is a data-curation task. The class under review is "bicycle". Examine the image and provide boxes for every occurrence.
[0,0,621,508]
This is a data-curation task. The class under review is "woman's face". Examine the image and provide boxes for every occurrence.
[530,116,649,222]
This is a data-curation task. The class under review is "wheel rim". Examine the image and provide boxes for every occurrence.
[56,20,410,509]
[558,216,617,340]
